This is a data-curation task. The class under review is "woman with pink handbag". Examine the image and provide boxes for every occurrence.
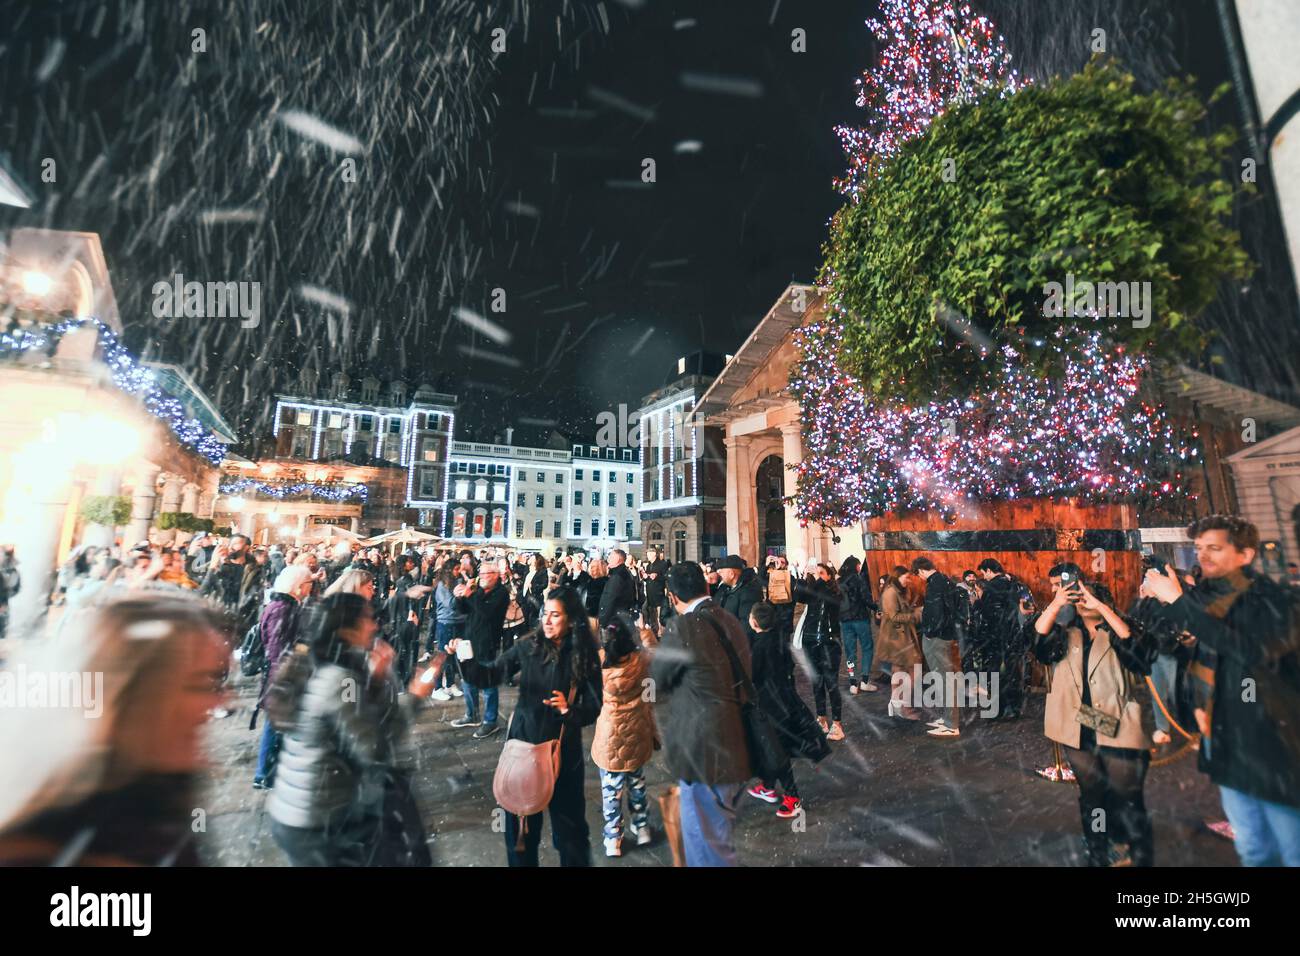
[451,586,602,866]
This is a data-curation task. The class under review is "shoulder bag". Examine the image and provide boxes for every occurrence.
[493,682,575,818]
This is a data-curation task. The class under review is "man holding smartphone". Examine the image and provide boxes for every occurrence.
[451,564,510,738]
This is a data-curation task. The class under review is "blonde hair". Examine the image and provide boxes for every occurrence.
[0,593,227,834]
[324,567,375,598]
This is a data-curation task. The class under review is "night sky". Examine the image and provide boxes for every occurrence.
[3,0,1296,448]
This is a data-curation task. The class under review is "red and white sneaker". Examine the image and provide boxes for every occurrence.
[776,795,802,818]
[747,784,779,804]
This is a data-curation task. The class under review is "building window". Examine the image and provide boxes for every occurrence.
[418,467,439,498]
[590,446,599,456]
[675,471,685,498]
[623,449,632,461]
[535,494,544,508]
[625,520,633,539]
[626,493,633,508]
[572,445,582,456]
[534,471,543,482]
[515,520,523,537]
[591,519,600,537]
[534,519,543,538]
[493,483,507,503]
[573,491,581,506]
[516,492,525,507]
[455,480,469,499]
[573,519,582,536]
[575,468,583,481]
[291,432,310,458]
[326,412,342,428]
[608,519,616,537]
[388,418,402,434]
[553,521,561,537]
[606,448,614,460]
[626,472,634,484]
[358,415,373,431]
[590,492,600,506]
[673,527,687,563]
[474,480,488,502]
[554,495,563,509]
[607,492,615,507]
[593,470,601,482]
[555,473,563,484]
[295,409,312,426]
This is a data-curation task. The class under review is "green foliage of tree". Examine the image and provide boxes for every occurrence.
[819,60,1251,402]
[81,495,131,527]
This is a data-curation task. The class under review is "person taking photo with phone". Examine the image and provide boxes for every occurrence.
[1032,563,1156,866]
[450,587,602,866]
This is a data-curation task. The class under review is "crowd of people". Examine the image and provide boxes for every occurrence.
[0,513,1296,868]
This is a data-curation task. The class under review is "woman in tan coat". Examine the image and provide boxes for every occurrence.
[1032,563,1156,866]
[876,566,924,720]
[591,619,658,857]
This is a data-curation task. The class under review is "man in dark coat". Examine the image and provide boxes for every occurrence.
[452,564,510,737]
[715,555,762,645]
[1142,515,1300,866]
[642,546,671,634]
[973,558,1031,719]
[598,548,638,628]
[383,554,426,689]
[651,562,752,866]
[914,557,962,736]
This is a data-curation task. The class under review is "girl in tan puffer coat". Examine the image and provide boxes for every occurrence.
[590,616,659,857]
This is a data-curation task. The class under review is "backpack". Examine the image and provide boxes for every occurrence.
[239,623,266,677]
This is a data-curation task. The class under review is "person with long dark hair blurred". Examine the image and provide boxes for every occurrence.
[878,565,923,721]
[452,586,602,867]
[794,562,846,741]
[266,592,428,866]
[0,594,230,864]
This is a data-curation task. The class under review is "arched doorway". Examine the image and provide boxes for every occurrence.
[755,454,785,559]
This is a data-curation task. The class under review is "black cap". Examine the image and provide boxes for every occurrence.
[715,554,746,570]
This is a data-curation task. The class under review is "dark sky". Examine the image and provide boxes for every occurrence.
[3,0,1296,449]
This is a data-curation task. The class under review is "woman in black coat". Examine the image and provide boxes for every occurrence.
[745,602,831,818]
[794,564,846,741]
[453,586,602,866]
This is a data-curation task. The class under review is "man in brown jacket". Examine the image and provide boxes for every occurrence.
[651,562,752,866]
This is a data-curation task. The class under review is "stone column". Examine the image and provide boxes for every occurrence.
[81,467,123,550]
[724,434,757,565]
[779,423,808,567]
[158,474,185,544]
[5,451,74,638]
[181,482,200,515]
[125,464,161,550]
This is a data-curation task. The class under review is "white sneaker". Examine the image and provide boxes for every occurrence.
[927,725,961,738]
[862,682,879,692]
[418,652,431,664]
[449,686,464,697]
[604,837,622,857]
[431,689,452,701]
[634,825,652,846]
[927,717,947,728]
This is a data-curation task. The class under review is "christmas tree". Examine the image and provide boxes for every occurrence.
[834,0,1021,198]
[797,2,1198,526]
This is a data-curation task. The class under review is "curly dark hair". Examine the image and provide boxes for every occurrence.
[533,586,599,685]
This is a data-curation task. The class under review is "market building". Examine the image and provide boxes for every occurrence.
[0,228,234,633]
[636,351,728,563]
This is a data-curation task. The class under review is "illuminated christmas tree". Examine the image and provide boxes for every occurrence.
[797,2,1200,526]
[834,0,1021,198]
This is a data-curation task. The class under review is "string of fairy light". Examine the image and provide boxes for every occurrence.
[790,320,1196,524]
[834,0,1023,198]
[798,0,1192,526]
[1,317,228,464]
[219,476,369,503]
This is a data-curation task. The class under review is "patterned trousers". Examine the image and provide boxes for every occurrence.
[599,767,649,843]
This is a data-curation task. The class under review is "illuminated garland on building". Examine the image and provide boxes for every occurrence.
[833,0,1022,198]
[219,476,369,502]
[789,319,1196,524]
[1,316,228,464]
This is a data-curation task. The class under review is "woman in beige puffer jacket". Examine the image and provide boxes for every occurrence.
[590,622,658,856]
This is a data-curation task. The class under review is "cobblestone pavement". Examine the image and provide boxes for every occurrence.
[195,663,1240,868]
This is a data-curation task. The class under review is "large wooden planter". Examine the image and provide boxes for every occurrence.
[861,499,1141,610]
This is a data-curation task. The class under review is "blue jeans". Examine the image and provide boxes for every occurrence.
[1149,653,1178,732]
[678,781,743,867]
[842,619,874,680]
[463,680,499,725]
[254,721,280,784]
[433,620,460,686]
[1218,786,1300,866]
